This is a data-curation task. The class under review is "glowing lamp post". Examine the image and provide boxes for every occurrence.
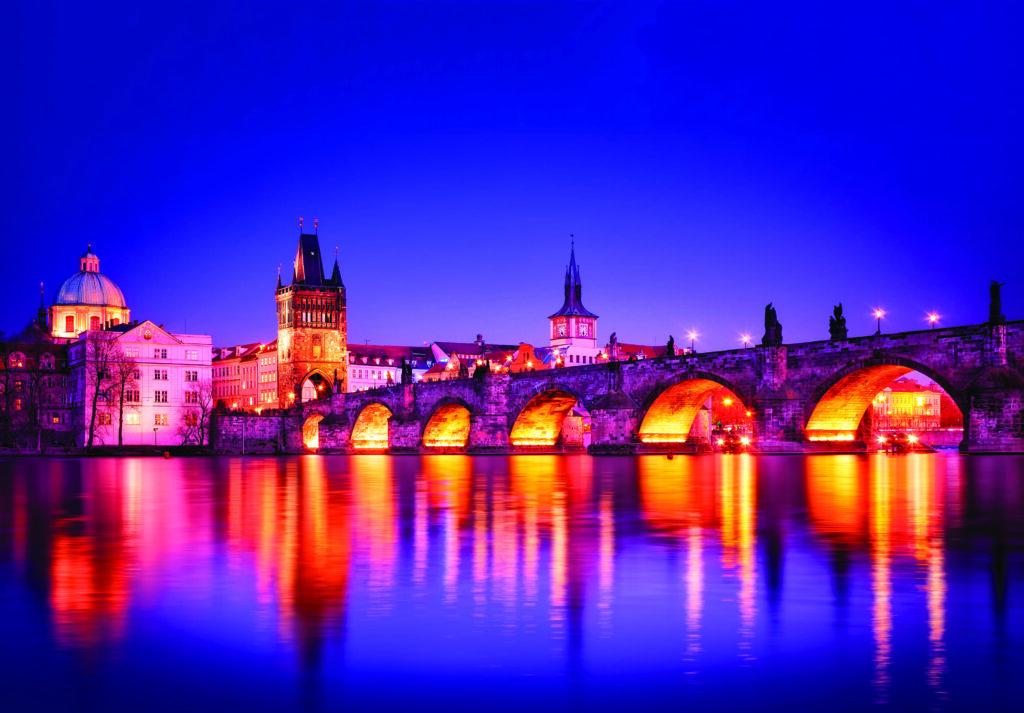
[874,308,885,335]
[741,335,750,349]
[928,313,939,329]
[689,331,697,352]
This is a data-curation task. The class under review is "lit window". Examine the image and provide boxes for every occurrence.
[154,390,168,403]
[154,414,168,426]
[125,413,140,425]
[98,413,112,425]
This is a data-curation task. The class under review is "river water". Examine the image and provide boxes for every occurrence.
[0,454,1021,712]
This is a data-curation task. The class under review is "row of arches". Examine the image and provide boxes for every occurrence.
[303,357,966,452]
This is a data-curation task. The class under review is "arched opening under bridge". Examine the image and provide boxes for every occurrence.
[806,362,964,449]
[303,414,324,450]
[422,403,472,450]
[352,403,392,450]
[509,388,591,450]
[638,377,751,450]
[301,372,331,403]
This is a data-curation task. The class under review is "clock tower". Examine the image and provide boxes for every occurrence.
[548,245,599,363]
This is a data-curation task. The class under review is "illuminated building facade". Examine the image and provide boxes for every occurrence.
[275,224,347,406]
[872,379,942,431]
[68,320,212,446]
[347,344,432,391]
[211,341,278,411]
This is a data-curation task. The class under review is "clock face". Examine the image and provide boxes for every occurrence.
[579,322,589,336]
[143,329,153,340]
[557,324,567,337]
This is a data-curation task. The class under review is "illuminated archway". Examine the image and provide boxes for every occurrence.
[422,401,472,449]
[301,370,332,403]
[638,375,747,445]
[805,358,965,443]
[303,413,324,450]
[509,388,587,448]
[351,403,392,450]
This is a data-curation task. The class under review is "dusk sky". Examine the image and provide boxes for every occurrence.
[4,1,1023,350]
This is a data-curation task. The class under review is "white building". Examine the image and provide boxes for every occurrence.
[68,321,212,446]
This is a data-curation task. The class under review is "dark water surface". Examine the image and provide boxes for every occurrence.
[0,454,1022,712]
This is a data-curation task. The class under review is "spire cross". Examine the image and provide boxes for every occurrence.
[314,218,319,234]
[334,245,339,259]
[299,217,303,232]
[570,233,574,250]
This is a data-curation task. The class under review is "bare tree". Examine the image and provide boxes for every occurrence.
[109,347,138,447]
[0,333,16,447]
[84,336,117,450]
[181,379,214,447]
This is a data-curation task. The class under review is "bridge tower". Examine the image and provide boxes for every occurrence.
[548,244,600,364]
[275,220,348,407]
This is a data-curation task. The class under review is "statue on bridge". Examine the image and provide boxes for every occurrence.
[829,303,848,341]
[666,335,675,357]
[762,303,783,346]
[990,280,1007,324]
[401,358,413,385]
[608,331,619,360]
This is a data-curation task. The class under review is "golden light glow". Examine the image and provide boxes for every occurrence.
[723,397,733,405]
[806,364,912,435]
[875,308,885,319]
[422,403,471,449]
[638,378,733,444]
[739,436,751,446]
[509,389,579,447]
[303,414,324,449]
[352,403,392,449]
[928,313,939,324]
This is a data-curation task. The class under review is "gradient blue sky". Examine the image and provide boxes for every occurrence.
[3,2,1023,350]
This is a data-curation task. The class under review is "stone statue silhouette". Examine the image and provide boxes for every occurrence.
[829,303,848,340]
[989,280,1006,324]
[666,335,675,357]
[608,332,618,359]
[400,357,413,385]
[762,303,783,346]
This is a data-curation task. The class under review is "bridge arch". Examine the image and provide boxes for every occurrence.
[421,397,476,450]
[302,411,327,450]
[804,355,967,442]
[637,371,751,446]
[351,400,393,450]
[509,382,593,449]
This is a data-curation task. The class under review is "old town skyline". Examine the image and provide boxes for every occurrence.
[4,2,1023,350]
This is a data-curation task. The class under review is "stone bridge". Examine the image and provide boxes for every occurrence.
[216,320,1024,454]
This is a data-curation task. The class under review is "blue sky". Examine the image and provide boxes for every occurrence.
[3,1,1023,349]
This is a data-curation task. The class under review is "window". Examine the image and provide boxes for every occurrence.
[125,347,139,358]
[98,413,112,425]
[186,350,198,360]
[40,353,54,369]
[65,315,75,332]
[9,353,25,369]
[154,414,168,426]
[185,391,199,404]
[14,398,22,411]
[90,316,100,330]
[132,369,140,379]
[125,413,140,425]
[312,335,322,359]
[154,390,168,403]
[155,348,167,359]
[184,413,198,426]
[126,390,140,403]
[185,370,198,382]
[153,369,168,381]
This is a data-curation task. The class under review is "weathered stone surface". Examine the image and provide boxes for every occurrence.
[211,320,1024,454]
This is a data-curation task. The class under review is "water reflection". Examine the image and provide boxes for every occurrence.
[0,454,1022,711]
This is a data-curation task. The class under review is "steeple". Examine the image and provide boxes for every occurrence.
[37,281,47,324]
[330,245,342,286]
[548,242,597,319]
[276,264,282,289]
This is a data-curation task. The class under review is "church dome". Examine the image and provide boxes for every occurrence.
[53,247,127,308]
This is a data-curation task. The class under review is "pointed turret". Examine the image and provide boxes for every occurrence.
[549,244,598,319]
[330,258,342,286]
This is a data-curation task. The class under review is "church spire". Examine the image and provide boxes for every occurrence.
[330,245,342,286]
[548,239,598,319]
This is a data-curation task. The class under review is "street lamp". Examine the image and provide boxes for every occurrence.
[874,308,885,335]
[741,334,750,349]
[153,427,158,446]
[689,331,697,352]
[928,313,939,329]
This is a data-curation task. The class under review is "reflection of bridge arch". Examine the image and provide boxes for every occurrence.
[421,398,475,450]
[351,401,393,450]
[804,355,966,441]
[509,383,592,448]
[637,371,750,445]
